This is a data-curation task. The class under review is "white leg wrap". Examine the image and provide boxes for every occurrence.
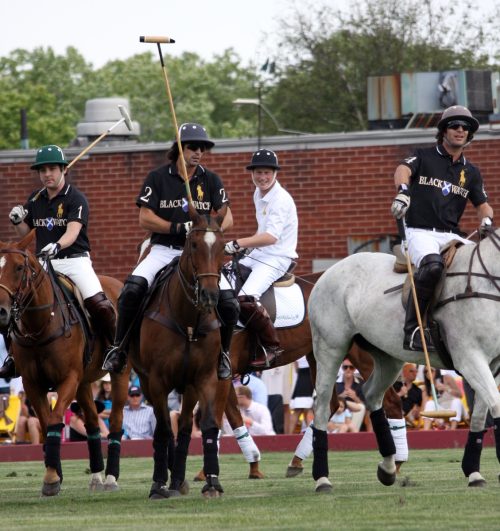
[233,426,261,463]
[388,418,408,462]
[294,424,314,461]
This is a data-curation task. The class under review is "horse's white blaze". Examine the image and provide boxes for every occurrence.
[0,256,5,271]
[204,231,216,248]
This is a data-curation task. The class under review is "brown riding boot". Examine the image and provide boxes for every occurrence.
[238,296,283,370]
[84,292,117,347]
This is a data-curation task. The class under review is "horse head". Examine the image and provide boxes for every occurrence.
[0,230,39,329]
[180,202,226,313]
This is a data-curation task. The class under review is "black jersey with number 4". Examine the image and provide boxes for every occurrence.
[136,163,230,248]
[402,145,488,233]
[24,184,90,256]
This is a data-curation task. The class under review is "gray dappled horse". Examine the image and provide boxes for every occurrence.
[309,228,500,492]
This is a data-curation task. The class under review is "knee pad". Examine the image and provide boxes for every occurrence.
[217,290,239,326]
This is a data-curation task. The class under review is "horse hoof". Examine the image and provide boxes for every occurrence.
[315,477,332,493]
[285,466,304,478]
[193,470,205,482]
[377,464,396,486]
[178,480,189,495]
[41,480,61,497]
[249,471,265,479]
[468,472,486,488]
[202,487,222,498]
[149,482,170,500]
[89,476,104,492]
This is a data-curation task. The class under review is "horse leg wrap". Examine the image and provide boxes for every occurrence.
[295,424,314,460]
[461,430,486,477]
[203,427,220,477]
[170,430,191,490]
[152,425,170,484]
[233,426,261,463]
[493,417,500,464]
[44,423,65,480]
[105,430,123,480]
[387,418,408,463]
[371,408,396,457]
[312,425,329,481]
[85,425,104,473]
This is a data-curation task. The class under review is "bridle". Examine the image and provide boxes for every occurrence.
[176,227,223,309]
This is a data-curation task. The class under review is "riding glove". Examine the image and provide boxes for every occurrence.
[41,242,61,258]
[9,205,28,225]
[479,216,494,237]
[170,221,193,235]
[391,184,410,219]
[224,241,240,255]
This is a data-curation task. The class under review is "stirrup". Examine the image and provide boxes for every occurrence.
[217,350,232,381]
[102,346,127,374]
[403,328,436,352]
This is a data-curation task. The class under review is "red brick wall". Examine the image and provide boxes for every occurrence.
[1,137,499,281]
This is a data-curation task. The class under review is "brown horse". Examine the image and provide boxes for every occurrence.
[129,204,229,499]
[0,231,129,496]
[204,270,404,479]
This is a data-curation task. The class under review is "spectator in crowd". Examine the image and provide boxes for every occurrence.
[168,390,181,438]
[327,398,364,433]
[393,363,423,427]
[261,364,294,434]
[234,373,268,406]
[0,336,10,394]
[422,368,467,430]
[288,356,314,434]
[236,385,275,436]
[95,374,112,429]
[336,359,367,431]
[122,386,156,439]
[68,400,109,441]
[15,396,41,444]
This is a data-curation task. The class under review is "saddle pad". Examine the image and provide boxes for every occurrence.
[274,284,306,328]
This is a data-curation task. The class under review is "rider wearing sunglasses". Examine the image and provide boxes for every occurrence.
[391,105,494,351]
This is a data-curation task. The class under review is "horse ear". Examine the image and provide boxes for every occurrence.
[16,229,35,250]
[188,202,203,224]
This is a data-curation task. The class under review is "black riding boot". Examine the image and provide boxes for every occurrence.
[216,290,239,380]
[238,295,283,369]
[0,334,17,379]
[84,292,117,347]
[403,254,444,352]
[102,275,148,374]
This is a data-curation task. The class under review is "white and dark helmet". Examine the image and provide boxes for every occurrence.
[178,123,214,149]
[246,149,281,170]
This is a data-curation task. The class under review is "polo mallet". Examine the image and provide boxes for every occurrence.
[140,35,193,204]
[397,218,456,420]
[66,105,133,170]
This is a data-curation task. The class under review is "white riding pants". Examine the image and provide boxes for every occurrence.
[48,256,103,299]
[406,228,473,268]
[132,244,182,287]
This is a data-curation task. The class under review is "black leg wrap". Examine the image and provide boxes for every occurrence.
[44,423,65,480]
[152,424,170,484]
[170,430,191,489]
[493,417,500,464]
[312,425,329,481]
[85,425,104,473]
[461,430,485,477]
[202,427,220,477]
[370,408,396,457]
[105,430,123,479]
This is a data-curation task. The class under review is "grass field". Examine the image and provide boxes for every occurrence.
[0,448,499,530]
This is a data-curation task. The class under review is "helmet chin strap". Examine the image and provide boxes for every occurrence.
[252,170,277,190]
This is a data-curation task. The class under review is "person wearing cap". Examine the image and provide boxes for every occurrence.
[122,386,156,440]
[102,123,236,380]
[224,149,298,369]
[0,145,117,378]
[391,105,494,351]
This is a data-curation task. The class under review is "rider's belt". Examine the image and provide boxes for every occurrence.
[409,225,456,234]
[165,245,183,250]
[58,252,90,259]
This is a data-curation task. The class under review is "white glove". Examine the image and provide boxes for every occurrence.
[224,240,241,255]
[40,242,61,258]
[391,185,411,219]
[479,216,493,237]
[184,221,193,234]
[170,221,193,235]
[9,205,28,225]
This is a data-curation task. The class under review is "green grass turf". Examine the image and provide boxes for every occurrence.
[0,448,498,530]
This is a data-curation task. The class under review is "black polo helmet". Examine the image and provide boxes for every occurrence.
[178,123,214,149]
[437,105,479,133]
[246,149,281,170]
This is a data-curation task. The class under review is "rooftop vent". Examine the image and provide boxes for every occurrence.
[76,97,140,141]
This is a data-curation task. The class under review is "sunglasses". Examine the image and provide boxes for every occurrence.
[447,120,471,131]
[185,143,206,152]
[342,365,354,370]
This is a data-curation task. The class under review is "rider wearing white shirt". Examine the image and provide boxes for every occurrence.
[225,149,298,369]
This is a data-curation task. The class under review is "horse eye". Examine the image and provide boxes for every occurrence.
[16,264,23,272]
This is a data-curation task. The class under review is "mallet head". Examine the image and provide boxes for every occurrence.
[139,36,175,44]
[118,105,133,131]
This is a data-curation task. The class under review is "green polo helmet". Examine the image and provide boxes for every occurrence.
[31,145,69,169]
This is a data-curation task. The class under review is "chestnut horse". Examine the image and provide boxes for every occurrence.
[129,204,229,499]
[196,270,404,480]
[0,231,129,496]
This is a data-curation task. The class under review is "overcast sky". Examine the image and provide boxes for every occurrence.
[0,0,321,68]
